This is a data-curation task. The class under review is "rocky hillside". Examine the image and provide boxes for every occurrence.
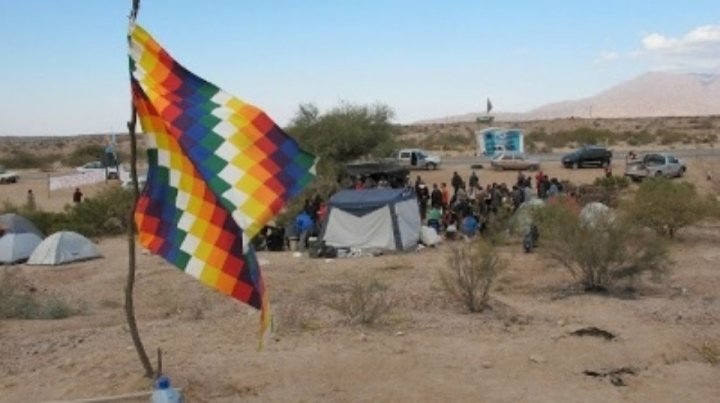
[421,71,720,123]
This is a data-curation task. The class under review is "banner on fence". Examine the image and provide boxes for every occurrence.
[49,171,106,191]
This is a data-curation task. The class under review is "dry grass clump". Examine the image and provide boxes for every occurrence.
[440,241,504,312]
[326,276,393,326]
[0,270,82,320]
[694,340,720,365]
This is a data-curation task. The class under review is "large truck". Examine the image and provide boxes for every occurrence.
[475,127,524,157]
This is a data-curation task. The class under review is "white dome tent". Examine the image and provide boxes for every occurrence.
[0,233,43,264]
[27,231,101,266]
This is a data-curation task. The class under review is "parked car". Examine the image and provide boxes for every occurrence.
[624,153,686,182]
[490,152,540,171]
[390,148,442,170]
[76,161,120,179]
[561,145,613,169]
[0,165,19,184]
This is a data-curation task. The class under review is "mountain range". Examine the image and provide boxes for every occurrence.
[421,71,720,123]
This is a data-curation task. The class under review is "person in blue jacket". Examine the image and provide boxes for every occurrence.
[460,214,479,238]
[295,210,315,251]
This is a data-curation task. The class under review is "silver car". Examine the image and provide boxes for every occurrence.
[624,153,686,181]
[490,152,540,171]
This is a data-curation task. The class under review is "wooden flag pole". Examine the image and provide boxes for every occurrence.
[125,0,155,379]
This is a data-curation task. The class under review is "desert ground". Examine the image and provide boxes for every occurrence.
[1,145,719,402]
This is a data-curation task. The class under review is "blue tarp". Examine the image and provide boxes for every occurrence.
[329,189,415,210]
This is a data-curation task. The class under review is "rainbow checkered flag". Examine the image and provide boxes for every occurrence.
[128,22,316,338]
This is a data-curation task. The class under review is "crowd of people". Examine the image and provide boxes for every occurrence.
[413,170,570,240]
[255,168,576,252]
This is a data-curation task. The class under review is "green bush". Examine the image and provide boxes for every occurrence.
[0,149,60,170]
[532,203,669,292]
[658,130,689,145]
[625,130,655,146]
[696,133,718,144]
[419,132,472,151]
[440,241,504,312]
[62,144,106,167]
[622,178,716,238]
[482,206,514,245]
[0,185,135,237]
[525,140,539,153]
[593,175,630,192]
[527,127,620,150]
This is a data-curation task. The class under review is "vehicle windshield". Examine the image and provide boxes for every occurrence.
[417,151,428,158]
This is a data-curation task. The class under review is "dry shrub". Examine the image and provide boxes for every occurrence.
[532,202,670,293]
[695,340,719,365]
[0,270,81,320]
[327,276,393,326]
[276,302,318,331]
[441,241,504,312]
[623,178,717,238]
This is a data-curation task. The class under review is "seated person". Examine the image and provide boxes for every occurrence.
[445,223,458,241]
[265,225,285,252]
[426,205,442,232]
[460,214,479,238]
[442,210,459,230]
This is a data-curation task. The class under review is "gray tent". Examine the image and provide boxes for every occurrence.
[0,213,43,237]
[320,189,421,251]
[0,232,43,264]
[27,231,101,266]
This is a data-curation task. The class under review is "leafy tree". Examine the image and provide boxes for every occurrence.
[623,178,715,238]
[286,102,399,177]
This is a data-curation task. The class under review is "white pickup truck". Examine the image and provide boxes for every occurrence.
[389,148,442,170]
[624,153,686,182]
[0,165,19,184]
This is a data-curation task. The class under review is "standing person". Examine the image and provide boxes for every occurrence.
[417,182,430,221]
[468,171,479,190]
[440,183,450,210]
[451,171,463,196]
[604,164,612,178]
[430,183,443,208]
[535,171,545,198]
[414,175,423,195]
[26,189,36,211]
[73,188,83,204]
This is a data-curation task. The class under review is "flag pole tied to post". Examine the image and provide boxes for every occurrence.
[128,21,317,345]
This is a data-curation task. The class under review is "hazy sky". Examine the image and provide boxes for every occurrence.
[1,1,719,136]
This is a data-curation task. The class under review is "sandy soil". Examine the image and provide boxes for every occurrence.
[0,157,719,402]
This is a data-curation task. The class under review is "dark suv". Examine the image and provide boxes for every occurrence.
[561,145,612,169]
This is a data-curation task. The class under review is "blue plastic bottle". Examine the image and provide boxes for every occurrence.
[151,376,183,403]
